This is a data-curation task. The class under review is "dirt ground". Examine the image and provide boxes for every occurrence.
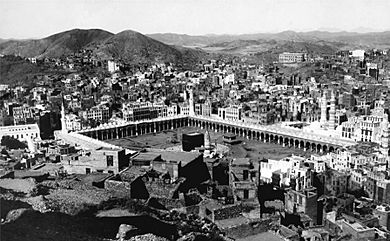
[105,127,310,160]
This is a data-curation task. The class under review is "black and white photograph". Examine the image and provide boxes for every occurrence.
[1,0,390,240]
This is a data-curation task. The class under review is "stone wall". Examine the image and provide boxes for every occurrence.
[105,179,131,194]
[214,204,244,221]
[222,219,274,239]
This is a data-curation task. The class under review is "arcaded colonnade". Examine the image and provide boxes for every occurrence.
[79,116,189,141]
[187,118,339,153]
[78,116,343,153]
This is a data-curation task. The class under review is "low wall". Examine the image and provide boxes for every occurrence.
[223,218,274,239]
[105,179,131,194]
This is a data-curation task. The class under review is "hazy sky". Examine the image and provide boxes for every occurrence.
[1,0,390,39]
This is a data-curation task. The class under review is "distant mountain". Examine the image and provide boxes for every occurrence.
[0,29,114,58]
[148,31,390,49]
[0,39,9,44]
[203,39,343,63]
[147,33,245,47]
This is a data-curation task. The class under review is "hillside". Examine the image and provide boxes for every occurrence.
[93,30,207,68]
[0,29,207,68]
[0,55,71,86]
[93,30,182,62]
[202,39,343,58]
[0,29,113,58]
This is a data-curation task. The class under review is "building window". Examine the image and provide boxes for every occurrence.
[243,170,249,180]
[86,168,91,174]
[107,155,114,166]
[244,189,249,199]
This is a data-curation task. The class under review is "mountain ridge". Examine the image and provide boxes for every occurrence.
[147,30,390,48]
[0,29,114,58]
[0,28,208,69]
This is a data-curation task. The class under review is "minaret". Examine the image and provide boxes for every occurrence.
[320,92,327,124]
[204,129,211,156]
[189,87,195,116]
[293,100,298,119]
[381,114,389,156]
[61,101,67,133]
[329,91,336,130]
[204,129,211,150]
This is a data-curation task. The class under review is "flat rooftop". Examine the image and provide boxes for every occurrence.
[56,131,137,155]
[185,132,203,136]
[133,152,161,161]
[152,151,202,165]
[0,123,40,132]
[237,232,284,241]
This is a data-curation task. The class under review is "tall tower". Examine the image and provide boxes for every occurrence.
[204,129,211,150]
[320,92,327,124]
[292,100,298,119]
[61,101,67,133]
[329,91,336,130]
[189,87,195,116]
[381,114,389,156]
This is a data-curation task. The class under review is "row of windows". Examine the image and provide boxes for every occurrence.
[6,133,39,139]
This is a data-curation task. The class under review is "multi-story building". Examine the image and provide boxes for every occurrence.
[279,52,306,63]
[81,105,110,123]
[217,104,242,122]
[107,60,120,73]
[326,170,348,196]
[0,108,6,126]
[339,107,388,144]
[61,146,128,174]
[167,105,178,117]
[229,158,259,201]
[350,49,365,61]
[0,124,41,142]
[260,155,314,189]
[122,102,159,122]
[195,101,211,117]
[13,105,38,125]
[179,103,190,116]
[64,114,82,132]
[349,169,367,191]
[364,171,390,204]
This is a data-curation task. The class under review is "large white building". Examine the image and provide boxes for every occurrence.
[339,107,388,146]
[350,49,365,61]
[217,104,242,122]
[195,102,212,117]
[260,155,315,190]
[0,124,41,142]
[279,52,306,63]
[64,114,82,132]
[122,102,162,122]
[81,105,110,123]
[107,60,120,73]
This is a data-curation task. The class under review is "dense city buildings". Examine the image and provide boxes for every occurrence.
[2,21,390,241]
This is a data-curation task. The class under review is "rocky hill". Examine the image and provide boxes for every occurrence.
[0,29,114,58]
[93,30,186,63]
[0,29,207,68]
